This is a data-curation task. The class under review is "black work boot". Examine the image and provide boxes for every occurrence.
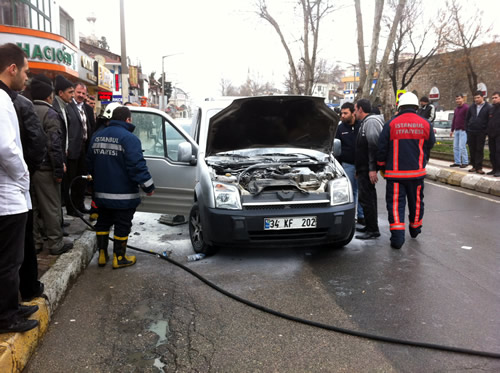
[112,237,136,269]
[96,233,109,267]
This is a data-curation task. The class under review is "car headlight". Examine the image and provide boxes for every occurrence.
[329,177,352,206]
[213,182,242,210]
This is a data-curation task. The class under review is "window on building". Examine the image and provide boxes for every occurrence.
[0,0,50,31]
[59,8,74,43]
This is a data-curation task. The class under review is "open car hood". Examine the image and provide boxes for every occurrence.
[206,96,340,156]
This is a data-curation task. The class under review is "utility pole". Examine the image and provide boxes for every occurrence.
[120,0,129,103]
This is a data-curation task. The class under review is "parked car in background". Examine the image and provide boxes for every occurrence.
[433,119,452,138]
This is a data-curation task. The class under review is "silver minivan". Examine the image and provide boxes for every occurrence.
[130,96,355,255]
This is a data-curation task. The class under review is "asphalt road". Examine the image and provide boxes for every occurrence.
[26,180,500,372]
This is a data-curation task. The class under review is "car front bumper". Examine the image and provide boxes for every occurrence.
[200,203,355,247]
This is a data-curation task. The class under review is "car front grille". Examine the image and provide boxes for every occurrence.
[243,203,330,210]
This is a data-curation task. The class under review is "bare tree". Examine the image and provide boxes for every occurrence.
[220,78,238,96]
[256,0,335,95]
[386,0,445,97]
[355,0,406,102]
[443,0,492,96]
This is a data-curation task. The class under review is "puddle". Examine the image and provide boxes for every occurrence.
[148,320,170,347]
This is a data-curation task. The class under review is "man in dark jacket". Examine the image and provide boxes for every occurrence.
[31,74,72,256]
[377,92,435,250]
[354,99,384,239]
[466,91,491,174]
[87,105,155,269]
[13,93,47,301]
[417,96,435,122]
[336,102,364,225]
[488,91,500,177]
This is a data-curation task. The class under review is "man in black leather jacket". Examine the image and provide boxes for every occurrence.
[13,91,47,302]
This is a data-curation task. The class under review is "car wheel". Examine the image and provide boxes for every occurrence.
[334,224,355,248]
[188,202,217,255]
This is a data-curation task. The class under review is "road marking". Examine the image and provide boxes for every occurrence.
[461,246,472,250]
[426,180,500,204]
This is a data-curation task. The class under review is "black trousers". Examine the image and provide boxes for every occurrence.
[94,207,136,238]
[489,134,500,172]
[65,151,88,214]
[19,209,41,299]
[357,171,379,232]
[0,212,27,323]
[467,131,486,170]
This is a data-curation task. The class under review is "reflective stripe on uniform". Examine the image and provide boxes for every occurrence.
[142,178,154,188]
[384,169,426,178]
[393,182,400,226]
[92,143,124,151]
[96,231,110,235]
[114,235,128,241]
[95,192,140,200]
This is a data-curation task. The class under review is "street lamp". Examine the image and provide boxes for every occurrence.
[336,60,359,95]
[160,53,182,111]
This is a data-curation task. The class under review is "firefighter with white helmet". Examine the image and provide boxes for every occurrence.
[377,92,436,249]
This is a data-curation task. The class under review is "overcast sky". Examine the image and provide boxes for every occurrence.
[60,0,499,101]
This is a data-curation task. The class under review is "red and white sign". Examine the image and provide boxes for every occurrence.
[429,86,440,100]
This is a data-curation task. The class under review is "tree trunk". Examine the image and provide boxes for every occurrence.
[354,0,366,98]
[361,0,384,99]
[371,0,406,101]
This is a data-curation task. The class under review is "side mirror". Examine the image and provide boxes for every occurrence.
[333,138,342,158]
[178,141,197,165]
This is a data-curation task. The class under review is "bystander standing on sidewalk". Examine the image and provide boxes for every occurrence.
[450,93,469,168]
[31,74,73,256]
[466,91,491,174]
[14,91,47,301]
[0,43,39,334]
[487,91,500,177]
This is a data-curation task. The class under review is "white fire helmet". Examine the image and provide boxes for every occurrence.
[102,102,122,119]
[398,92,419,108]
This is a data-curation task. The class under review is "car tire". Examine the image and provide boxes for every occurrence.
[333,224,355,248]
[189,202,217,255]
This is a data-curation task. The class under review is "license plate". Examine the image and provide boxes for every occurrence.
[264,216,317,230]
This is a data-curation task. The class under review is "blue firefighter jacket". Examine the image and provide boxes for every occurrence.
[377,109,436,180]
[87,119,155,209]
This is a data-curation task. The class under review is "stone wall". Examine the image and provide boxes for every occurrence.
[380,42,500,112]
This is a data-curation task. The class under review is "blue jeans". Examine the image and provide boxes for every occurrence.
[453,130,468,165]
[342,162,364,219]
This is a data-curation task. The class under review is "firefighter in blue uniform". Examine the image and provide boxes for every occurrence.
[377,92,435,249]
[87,105,155,268]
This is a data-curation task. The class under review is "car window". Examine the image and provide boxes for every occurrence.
[434,120,451,128]
[132,111,191,162]
[132,111,165,157]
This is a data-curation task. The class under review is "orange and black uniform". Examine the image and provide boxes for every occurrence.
[377,109,435,246]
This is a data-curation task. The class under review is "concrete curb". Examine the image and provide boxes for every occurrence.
[0,231,96,373]
[426,165,500,196]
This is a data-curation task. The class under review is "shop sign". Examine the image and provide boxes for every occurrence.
[98,64,114,91]
[78,52,98,85]
[13,37,77,71]
[98,91,112,101]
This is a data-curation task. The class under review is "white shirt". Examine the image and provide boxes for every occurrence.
[0,89,31,215]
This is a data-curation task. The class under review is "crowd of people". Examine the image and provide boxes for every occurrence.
[0,43,154,335]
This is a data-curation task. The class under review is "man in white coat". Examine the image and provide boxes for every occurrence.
[0,43,39,334]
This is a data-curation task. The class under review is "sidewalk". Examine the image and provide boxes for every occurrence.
[1,159,499,372]
[427,159,500,196]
